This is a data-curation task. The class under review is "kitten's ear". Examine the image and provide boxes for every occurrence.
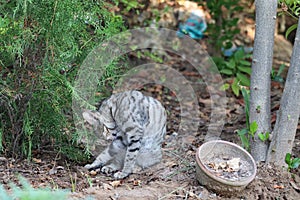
[82,110,100,126]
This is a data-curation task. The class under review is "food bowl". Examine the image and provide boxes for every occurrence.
[195,140,257,196]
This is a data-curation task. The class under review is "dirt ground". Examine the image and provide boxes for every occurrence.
[1,1,300,200]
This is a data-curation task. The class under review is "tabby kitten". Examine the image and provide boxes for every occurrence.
[83,90,167,179]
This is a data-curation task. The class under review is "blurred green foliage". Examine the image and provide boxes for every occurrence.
[0,176,68,200]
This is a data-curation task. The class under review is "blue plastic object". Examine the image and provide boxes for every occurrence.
[177,11,207,39]
[221,45,253,57]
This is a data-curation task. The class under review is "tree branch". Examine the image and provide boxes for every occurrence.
[267,17,300,166]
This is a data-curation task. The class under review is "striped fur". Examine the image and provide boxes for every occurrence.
[83,90,167,179]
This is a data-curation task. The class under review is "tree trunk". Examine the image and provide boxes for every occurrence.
[250,0,277,162]
[266,17,300,166]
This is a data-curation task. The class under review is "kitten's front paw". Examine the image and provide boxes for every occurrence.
[84,163,102,170]
[113,171,130,179]
[84,164,93,169]
[101,165,118,174]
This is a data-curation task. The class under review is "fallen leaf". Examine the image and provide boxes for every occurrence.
[227,158,240,171]
[218,162,227,169]
[89,170,97,176]
[207,162,216,170]
[102,183,113,190]
[133,180,141,186]
[32,158,42,163]
[110,180,122,188]
[188,191,197,198]
[273,184,284,189]
[199,98,211,105]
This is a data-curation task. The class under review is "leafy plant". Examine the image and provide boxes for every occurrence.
[86,175,93,188]
[0,177,68,200]
[216,49,252,96]
[258,132,270,142]
[0,0,126,159]
[271,64,286,82]
[237,121,258,151]
[285,153,300,171]
[249,121,258,137]
[242,87,251,128]
[237,129,250,150]
[238,88,269,145]
[236,88,259,150]
[201,0,252,96]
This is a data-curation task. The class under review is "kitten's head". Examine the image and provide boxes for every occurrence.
[77,110,110,155]
[82,109,111,139]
